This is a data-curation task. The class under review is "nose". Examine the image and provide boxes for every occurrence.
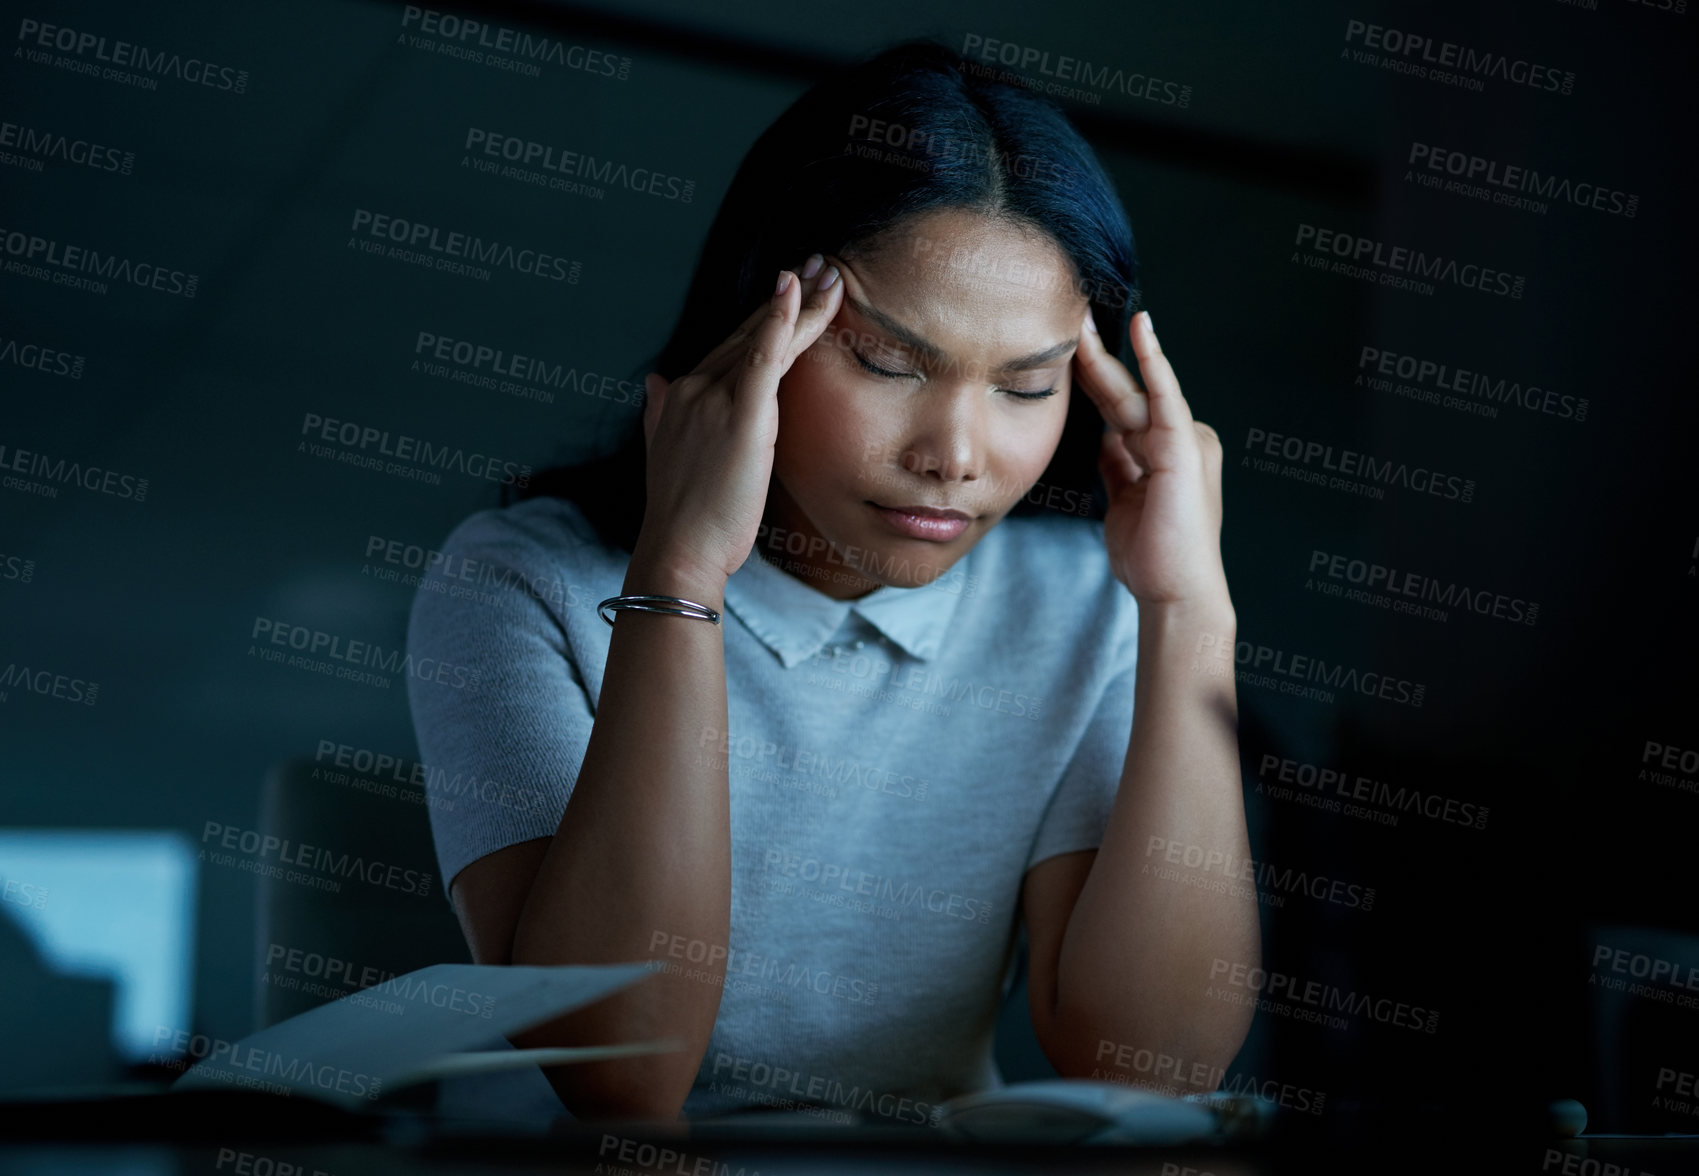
[895,379,988,485]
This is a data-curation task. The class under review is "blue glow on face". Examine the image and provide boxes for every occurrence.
[0,830,198,1061]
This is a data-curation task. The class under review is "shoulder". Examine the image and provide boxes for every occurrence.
[436,495,607,566]
[420,495,632,599]
[408,496,629,632]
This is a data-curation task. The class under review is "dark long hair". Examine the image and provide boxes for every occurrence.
[506,37,1141,553]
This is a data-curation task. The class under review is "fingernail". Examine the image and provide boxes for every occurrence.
[820,265,840,290]
[801,253,823,280]
[1142,310,1156,337]
[1082,307,1098,334]
[775,270,792,296]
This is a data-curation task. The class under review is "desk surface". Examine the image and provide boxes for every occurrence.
[2,1090,1697,1176]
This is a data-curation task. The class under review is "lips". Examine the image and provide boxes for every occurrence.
[868,502,972,542]
[874,502,971,521]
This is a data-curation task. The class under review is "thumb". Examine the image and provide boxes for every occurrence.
[642,372,669,453]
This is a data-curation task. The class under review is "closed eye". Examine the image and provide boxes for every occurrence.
[852,350,1057,401]
[852,350,914,381]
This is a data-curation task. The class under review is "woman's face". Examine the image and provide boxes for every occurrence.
[762,207,1090,600]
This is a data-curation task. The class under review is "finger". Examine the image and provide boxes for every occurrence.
[1126,311,1195,434]
[689,279,796,385]
[692,255,830,383]
[1098,426,1141,500]
[731,268,804,415]
[784,262,845,368]
[1073,305,1151,435]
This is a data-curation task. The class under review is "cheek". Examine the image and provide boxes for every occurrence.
[998,397,1071,483]
[775,353,887,481]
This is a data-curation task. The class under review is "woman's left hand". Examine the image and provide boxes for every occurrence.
[1072,308,1231,612]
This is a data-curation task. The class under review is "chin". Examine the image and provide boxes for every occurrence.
[859,533,971,588]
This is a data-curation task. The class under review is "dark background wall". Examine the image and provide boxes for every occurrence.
[2,0,1695,1131]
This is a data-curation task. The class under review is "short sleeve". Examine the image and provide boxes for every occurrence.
[1024,591,1139,871]
[404,507,597,894]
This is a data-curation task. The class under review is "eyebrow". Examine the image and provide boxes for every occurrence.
[845,295,1078,372]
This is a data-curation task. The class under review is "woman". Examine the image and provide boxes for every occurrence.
[405,37,1258,1124]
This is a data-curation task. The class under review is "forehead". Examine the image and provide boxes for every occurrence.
[828,211,1086,352]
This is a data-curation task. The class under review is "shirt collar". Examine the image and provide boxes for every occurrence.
[722,540,974,669]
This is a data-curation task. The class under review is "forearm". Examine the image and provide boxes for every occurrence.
[1050,599,1260,1086]
[510,554,732,1120]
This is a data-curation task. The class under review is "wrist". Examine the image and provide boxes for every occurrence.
[1137,593,1236,634]
[623,547,728,613]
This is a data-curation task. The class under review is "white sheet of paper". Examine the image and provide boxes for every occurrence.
[391,1041,685,1086]
[171,961,656,1109]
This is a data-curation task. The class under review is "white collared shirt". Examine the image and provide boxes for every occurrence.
[406,494,1141,1122]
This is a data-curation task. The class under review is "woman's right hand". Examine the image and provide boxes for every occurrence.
[631,254,844,598]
